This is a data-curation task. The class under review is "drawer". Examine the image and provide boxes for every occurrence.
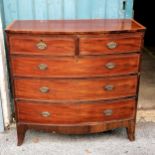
[11,54,140,78]
[9,35,75,56]
[80,33,142,55]
[17,99,136,124]
[14,76,137,101]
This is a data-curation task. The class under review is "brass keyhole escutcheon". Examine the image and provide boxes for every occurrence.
[107,41,118,49]
[41,111,51,117]
[38,64,48,71]
[104,85,115,91]
[105,62,116,70]
[36,41,47,50]
[39,87,49,93]
[103,109,113,116]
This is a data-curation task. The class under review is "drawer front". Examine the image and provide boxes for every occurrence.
[80,33,142,55]
[11,54,140,78]
[14,76,137,101]
[17,99,136,124]
[9,35,75,56]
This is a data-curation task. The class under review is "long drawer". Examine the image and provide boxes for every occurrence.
[11,54,140,78]
[9,35,75,56]
[80,33,142,55]
[14,76,137,101]
[17,99,136,124]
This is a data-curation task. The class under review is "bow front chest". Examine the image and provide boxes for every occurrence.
[6,19,145,145]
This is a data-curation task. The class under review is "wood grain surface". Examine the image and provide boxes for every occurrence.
[11,54,140,78]
[6,19,145,35]
[80,33,142,55]
[9,35,75,56]
[17,99,136,124]
[14,76,137,101]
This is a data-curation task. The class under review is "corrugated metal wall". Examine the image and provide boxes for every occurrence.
[3,0,133,26]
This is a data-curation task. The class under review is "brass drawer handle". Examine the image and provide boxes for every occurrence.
[36,41,47,50]
[105,62,116,70]
[41,111,51,117]
[104,85,114,91]
[38,64,48,70]
[103,109,113,116]
[107,41,118,49]
[40,87,49,93]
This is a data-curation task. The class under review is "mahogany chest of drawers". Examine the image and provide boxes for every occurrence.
[6,19,145,145]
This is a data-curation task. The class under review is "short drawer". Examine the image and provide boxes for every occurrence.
[9,35,75,56]
[80,33,142,55]
[14,76,137,101]
[11,54,140,78]
[17,99,136,124]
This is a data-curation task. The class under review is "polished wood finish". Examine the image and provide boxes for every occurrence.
[16,124,27,146]
[6,19,145,146]
[17,119,135,135]
[11,54,140,78]
[9,35,75,56]
[14,76,137,101]
[6,19,145,35]
[17,99,135,124]
[126,120,135,141]
[80,33,142,55]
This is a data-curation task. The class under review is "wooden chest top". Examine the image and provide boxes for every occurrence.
[6,19,145,35]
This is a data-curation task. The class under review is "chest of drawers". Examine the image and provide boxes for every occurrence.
[6,19,145,146]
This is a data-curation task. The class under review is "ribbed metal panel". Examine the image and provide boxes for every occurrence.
[3,0,133,26]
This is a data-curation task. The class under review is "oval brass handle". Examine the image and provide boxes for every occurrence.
[36,41,47,50]
[103,109,113,116]
[41,111,51,117]
[105,62,116,70]
[107,41,118,49]
[104,85,114,91]
[38,64,48,70]
[39,87,49,93]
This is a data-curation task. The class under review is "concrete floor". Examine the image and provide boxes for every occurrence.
[0,50,155,155]
[0,122,155,155]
